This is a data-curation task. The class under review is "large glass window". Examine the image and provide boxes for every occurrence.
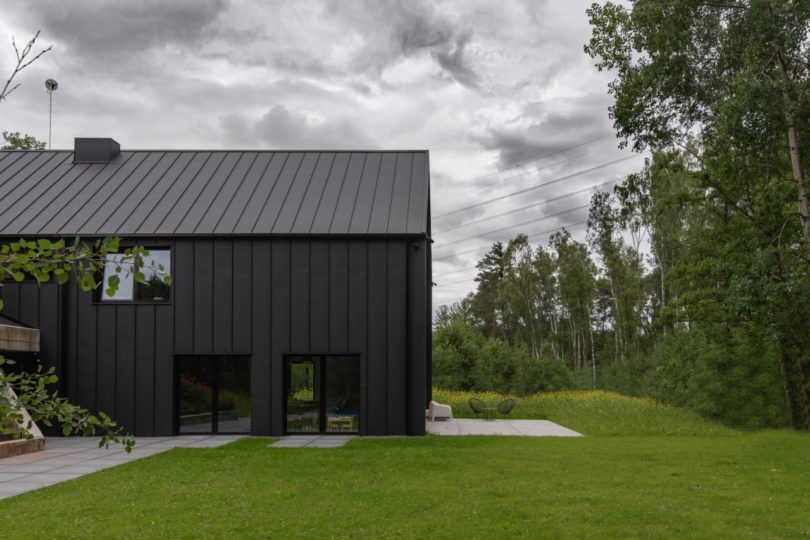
[285,355,359,434]
[177,355,251,434]
[100,249,170,302]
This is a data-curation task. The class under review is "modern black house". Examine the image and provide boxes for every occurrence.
[0,139,432,437]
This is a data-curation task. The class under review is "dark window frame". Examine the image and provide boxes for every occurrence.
[94,247,172,304]
[283,353,361,435]
[174,354,252,435]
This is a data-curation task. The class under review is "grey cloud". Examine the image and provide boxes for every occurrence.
[232,104,376,150]
[434,31,480,89]
[9,0,227,57]
[477,95,615,169]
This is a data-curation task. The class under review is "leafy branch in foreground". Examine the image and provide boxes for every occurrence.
[0,357,133,451]
[0,237,171,451]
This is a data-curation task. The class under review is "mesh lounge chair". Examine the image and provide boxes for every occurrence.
[497,399,516,416]
[468,397,487,417]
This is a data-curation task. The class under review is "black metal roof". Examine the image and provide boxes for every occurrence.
[0,150,430,236]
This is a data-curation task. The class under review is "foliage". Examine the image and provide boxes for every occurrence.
[432,322,573,394]
[1,131,45,150]
[432,387,735,436]
[1,237,170,449]
[0,357,132,450]
[584,0,810,429]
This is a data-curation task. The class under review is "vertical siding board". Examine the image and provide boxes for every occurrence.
[96,306,116,417]
[173,240,194,353]
[366,240,387,434]
[38,284,61,376]
[348,241,368,435]
[1,283,20,321]
[386,242,407,434]
[407,239,428,435]
[310,240,329,352]
[251,240,272,435]
[212,239,233,352]
[232,239,252,352]
[19,284,38,327]
[116,305,136,432]
[76,290,97,410]
[289,241,310,353]
[328,240,348,352]
[65,279,79,400]
[193,240,214,352]
[270,240,290,435]
[154,305,174,435]
[135,307,156,435]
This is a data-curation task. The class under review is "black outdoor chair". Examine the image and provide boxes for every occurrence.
[468,397,487,418]
[497,399,516,416]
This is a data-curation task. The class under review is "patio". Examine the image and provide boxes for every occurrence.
[0,435,244,500]
[426,419,582,437]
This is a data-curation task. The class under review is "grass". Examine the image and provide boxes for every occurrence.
[433,388,738,436]
[1,390,807,538]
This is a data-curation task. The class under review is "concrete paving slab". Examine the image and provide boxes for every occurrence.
[269,436,354,448]
[0,472,29,482]
[426,419,582,437]
[0,435,246,500]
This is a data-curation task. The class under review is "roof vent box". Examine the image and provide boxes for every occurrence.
[73,138,120,164]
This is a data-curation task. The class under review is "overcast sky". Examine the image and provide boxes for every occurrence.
[0,0,644,308]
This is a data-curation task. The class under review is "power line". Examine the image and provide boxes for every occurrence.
[434,179,619,234]
[449,133,615,188]
[433,154,640,220]
[434,203,590,249]
[433,219,589,262]
[451,139,619,196]
[434,220,591,281]
[434,220,590,279]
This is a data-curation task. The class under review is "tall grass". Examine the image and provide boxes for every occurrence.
[432,388,738,436]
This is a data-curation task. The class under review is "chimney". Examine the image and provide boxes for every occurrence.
[73,138,120,164]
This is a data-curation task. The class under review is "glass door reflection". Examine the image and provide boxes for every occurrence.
[286,358,320,433]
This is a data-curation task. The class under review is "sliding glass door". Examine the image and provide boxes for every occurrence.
[285,355,359,434]
[177,355,251,434]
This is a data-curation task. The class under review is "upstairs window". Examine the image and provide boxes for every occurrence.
[100,249,171,302]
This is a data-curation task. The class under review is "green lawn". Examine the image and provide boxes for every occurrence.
[1,393,808,538]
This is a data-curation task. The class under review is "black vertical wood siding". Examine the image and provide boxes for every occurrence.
[0,236,430,436]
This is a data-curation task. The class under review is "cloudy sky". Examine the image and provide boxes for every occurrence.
[0,0,644,308]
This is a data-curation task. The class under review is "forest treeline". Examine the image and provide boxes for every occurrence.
[433,0,810,430]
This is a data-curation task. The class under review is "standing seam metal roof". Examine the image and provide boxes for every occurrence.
[0,150,430,236]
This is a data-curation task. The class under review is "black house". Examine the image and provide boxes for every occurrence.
[0,139,432,436]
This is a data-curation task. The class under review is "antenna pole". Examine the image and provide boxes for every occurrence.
[44,79,58,149]
[48,89,53,149]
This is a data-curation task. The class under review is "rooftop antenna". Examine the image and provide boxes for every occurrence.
[45,78,58,149]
